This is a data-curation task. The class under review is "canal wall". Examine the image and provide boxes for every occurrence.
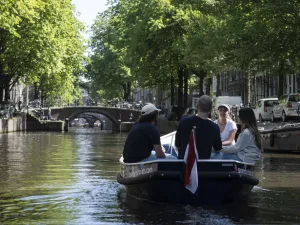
[0,114,65,133]
[26,114,64,131]
[0,115,177,134]
[158,119,178,134]
[120,119,178,134]
[0,117,26,133]
[26,120,64,131]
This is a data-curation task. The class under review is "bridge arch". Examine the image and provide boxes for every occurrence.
[68,110,119,131]
[48,106,141,132]
[70,113,105,129]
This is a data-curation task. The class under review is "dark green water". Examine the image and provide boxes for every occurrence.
[0,128,299,224]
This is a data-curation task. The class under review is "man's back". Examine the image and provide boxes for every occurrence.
[123,122,161,163]
[175,116,222,159]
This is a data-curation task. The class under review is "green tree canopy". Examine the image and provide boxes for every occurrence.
[0,0,86,103]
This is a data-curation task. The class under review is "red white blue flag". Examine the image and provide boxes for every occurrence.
[184,129,198,194]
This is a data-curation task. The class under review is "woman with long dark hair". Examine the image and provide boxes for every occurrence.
[221,107,261,163]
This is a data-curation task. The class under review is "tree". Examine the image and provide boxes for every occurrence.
[214,0,300,99]
[0,0,86,103]
[88,9,132,102]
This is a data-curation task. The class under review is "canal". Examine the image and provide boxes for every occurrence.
[0,128,300,224]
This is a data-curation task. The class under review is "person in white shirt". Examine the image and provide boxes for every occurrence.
[222,107,262,164]
[215,104,237,146]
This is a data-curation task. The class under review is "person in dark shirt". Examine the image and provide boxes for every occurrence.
[123,103,177,163]
[175,95,222,159]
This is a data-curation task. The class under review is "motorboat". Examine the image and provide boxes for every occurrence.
[117,131,259,205]
[260,122,300,151]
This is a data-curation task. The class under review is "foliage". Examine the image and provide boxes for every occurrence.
[88,0,300,102]
[87,9,131,101]
[214,0,300,72]
[0,0,86,104]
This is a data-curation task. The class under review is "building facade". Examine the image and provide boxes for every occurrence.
[132,88,172,108]
[212,70,300,105]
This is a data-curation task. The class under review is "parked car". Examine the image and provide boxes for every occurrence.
[254,98,279,122]
[271,94,300,122]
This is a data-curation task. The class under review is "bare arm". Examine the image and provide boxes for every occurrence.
[222,130,237,146]
[153,144,166,158]
[175,124,181,149]
[213,125,222,151]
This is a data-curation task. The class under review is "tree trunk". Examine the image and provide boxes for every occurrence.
[4,76,10,101]
[177,66,183,108]
[206,77,212,96]
[41,90,44,107]
[34,82,39,100]
[216,74,221,96]
[0,30,9,102]
[0,76,3,102]
[0,87,3,102]
[278,75,284,98]
[197,70,206,97]
[244,70,251,106]
[183,68,189,109]
[122,83,127,101]
[170,76,175,106]
[127,82,131,102]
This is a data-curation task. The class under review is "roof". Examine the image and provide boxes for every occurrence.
[258,98,278,101]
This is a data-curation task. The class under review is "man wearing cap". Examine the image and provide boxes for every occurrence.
[175,95,222,159]
[123,103,176,163]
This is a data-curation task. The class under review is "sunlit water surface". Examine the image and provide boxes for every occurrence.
[0,128,299,224]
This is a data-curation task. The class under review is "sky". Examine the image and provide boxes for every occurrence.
[72,0,108,36]
[72,0,108,81]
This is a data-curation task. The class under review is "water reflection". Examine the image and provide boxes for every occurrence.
[0,128,299,224]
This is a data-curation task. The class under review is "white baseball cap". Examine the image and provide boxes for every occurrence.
[141,103,161,115]
[218,104,231,112]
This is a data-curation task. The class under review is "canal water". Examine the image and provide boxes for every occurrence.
[0,128,300,224]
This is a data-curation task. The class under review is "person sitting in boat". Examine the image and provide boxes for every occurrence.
[122,103,177,163]
[214,104,237,146]
[175,95,222,159]
[218,107,262,163]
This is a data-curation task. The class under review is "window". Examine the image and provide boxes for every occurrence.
[289,95,300,102]
[256,101,262,108]
[264,100,278,107]
[280,95,287,103]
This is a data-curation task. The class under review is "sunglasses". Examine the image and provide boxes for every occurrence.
[218,108,228,112]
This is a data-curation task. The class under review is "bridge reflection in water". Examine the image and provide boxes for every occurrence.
[70,112,111,130]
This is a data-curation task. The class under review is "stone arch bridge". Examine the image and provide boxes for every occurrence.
[43,107,141,132]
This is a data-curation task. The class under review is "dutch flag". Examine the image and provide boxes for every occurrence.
[184,128,199,194]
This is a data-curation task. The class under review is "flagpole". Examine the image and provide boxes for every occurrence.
[192,126,196,141]
[192,126,199,160]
